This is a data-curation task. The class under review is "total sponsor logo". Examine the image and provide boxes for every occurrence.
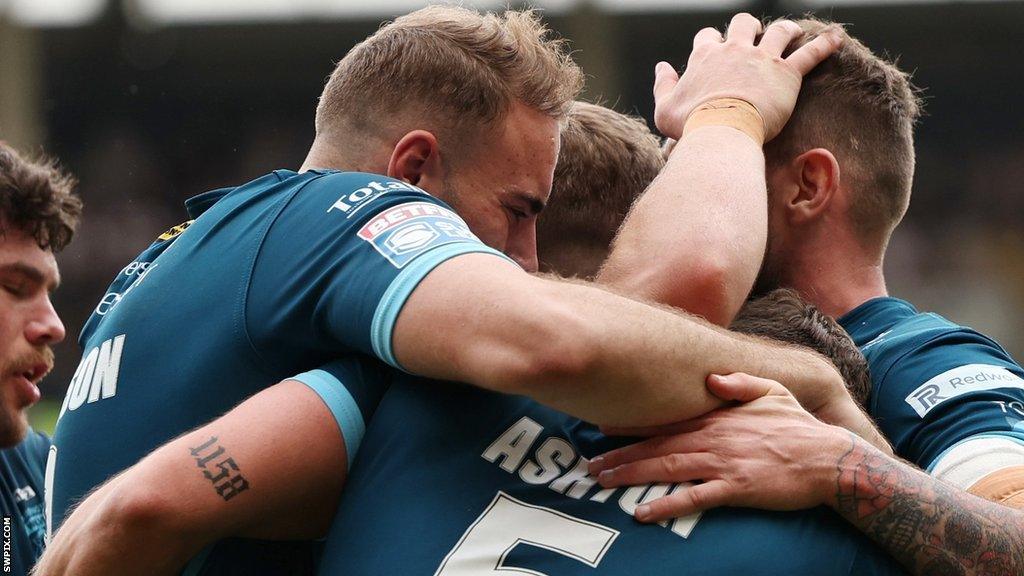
[58,334,126,420]
[482,416,703,539]
[359,202,479,268]
[906,363,1024,417]
[327,180,426,218]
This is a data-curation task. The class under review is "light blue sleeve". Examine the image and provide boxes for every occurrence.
[289,355,393,468]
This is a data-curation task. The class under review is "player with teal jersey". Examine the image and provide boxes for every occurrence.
[49,168,504,572]
[0,430,50,573]
[38,12,876,576]
[839,297,1024,483]
[314,373,905,575]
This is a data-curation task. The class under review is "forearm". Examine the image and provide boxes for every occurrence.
[35,381,344,575]
[397,258,843,428]
[598,126,767,326]
[33,475,200,576]
[829,433,1024,575]
[504,279,843,427]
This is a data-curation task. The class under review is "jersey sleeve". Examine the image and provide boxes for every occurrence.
[247,172,516,371]
[288,355,391,468]
[869,328,1024,472]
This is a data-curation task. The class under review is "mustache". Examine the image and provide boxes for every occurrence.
[7,347,55,376]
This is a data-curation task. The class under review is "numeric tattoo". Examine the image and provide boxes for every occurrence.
[190,436,250,501]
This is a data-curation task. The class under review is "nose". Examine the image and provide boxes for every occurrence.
[24,298,66,346]
[508,228,539,273]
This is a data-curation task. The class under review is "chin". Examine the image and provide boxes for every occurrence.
[0,408,29,449]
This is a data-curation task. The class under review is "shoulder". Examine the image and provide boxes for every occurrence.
[867,311,1023,414]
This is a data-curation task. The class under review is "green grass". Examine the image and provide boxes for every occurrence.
[28,399,61,436]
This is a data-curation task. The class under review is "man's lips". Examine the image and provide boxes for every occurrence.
[11,362,51,386]
[4,361,49,405]
[5,373,42,407]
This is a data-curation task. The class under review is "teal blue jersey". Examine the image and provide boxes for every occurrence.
[309,375,906,575]
[47,169,508,574]
[0,430,49,575]
[839,297,1024,471]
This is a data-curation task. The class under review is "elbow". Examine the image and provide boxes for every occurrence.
[99,479,182,539]
[674,258,737,327]
[606,256,738,326]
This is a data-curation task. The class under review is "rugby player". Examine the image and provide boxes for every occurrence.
[0,142,80,574]
[589,19,1024,575]
[38,7,859,575]
[38,95,902,575]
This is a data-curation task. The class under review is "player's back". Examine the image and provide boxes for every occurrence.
[49,168,488,573]
[318,375,907,575]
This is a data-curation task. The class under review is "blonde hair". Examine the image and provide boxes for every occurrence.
[315,5,583,162]
[765,18,923,246]
[538,102,664,278]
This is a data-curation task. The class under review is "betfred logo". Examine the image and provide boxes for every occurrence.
[359,202,479,268]
[385,223,439,254]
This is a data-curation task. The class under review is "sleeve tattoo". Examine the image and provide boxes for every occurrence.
[834,433,1024,576]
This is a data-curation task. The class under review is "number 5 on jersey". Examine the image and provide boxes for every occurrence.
[435,492,619,576]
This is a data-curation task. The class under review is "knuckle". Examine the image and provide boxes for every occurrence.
[688,486,709,510]
[663,453,686,475]
[709,452,729,471]
[774,20,800,33]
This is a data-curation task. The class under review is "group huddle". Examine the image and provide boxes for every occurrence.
[1,4,1022,576]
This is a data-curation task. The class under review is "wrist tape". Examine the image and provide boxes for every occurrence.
[681,98,765,145]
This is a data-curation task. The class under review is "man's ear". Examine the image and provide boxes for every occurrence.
[386,130,443,189]
[787,148,841,225]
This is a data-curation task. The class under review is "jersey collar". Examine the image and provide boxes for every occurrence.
[839,296,918,346]
[184,188,234,219]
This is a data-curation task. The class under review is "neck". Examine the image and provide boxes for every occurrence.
[300,142,342,173]
[784,244,888,319]
[300,136,387,174]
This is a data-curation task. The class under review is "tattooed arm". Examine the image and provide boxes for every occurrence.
[589,373,1024,576]
[33,380,347,576]
[834,435,1024,575]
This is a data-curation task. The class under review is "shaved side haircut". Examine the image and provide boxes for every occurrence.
[765,18,923,250]
[315,5,583,169]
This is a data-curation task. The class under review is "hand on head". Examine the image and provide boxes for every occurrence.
[653,14,844,142]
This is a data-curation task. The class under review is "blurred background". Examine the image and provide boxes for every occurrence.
[1,0,1022,433]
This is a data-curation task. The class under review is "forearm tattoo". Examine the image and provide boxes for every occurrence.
[189,436,250,501]
[834,434,1023,575]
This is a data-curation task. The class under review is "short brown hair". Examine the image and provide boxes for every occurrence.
[0,142,81,252]
[730,288,872,407]
[315,5,582,161]
[764,18,922,245]
[538,102,664,278]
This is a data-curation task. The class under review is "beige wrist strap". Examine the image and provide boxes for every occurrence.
[681,98,765,145]
[967,465,1024,509]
